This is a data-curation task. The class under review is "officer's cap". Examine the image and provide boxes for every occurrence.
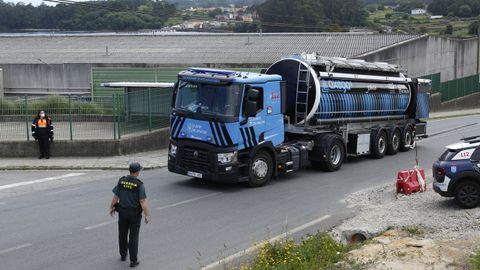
[129,162,142,173]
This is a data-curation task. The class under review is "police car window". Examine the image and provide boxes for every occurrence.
[471,148,480,161]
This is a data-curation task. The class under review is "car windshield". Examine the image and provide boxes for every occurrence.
[175,81,242,118]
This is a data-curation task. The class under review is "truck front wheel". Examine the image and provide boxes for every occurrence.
[246,150,273,187]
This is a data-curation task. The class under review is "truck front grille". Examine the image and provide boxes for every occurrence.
[181,147,210,174]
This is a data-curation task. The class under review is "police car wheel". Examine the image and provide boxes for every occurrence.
[246,150,273,188]
[454,181,480,209]
[387,129,401,155]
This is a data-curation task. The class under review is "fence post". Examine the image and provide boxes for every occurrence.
[24,95,29,141]
[68,95,73,141]
[148,89,152,132]
[117,93,121,140]
[113,94,117,140]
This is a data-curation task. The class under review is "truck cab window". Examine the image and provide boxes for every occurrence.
[243,86,264,114]
[175,81,242,118]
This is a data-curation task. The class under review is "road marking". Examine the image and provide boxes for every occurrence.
[84,220,116,230]
[155,192,223,211]
[0,243,32,255]
[425,123,478,140]
[0,173,86,191]
[201,214,331,270]
[46,187,81,196]
[84,193,222,231]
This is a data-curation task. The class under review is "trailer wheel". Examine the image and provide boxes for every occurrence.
[371,130,387,159]
[246,150,273,188]
[400,125,414,152]
[311,138,345,172]
[387,128,401,155]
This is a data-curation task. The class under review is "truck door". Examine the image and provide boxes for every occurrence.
[239,85,266,150]
[240,82,284,150]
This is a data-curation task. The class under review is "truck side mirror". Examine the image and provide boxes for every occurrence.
[280,81,287,114]
[171,82,178,108]
[244,87,259,118]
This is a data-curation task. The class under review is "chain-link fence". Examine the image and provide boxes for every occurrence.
[0,88,172,141]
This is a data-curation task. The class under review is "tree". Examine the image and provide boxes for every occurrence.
[469,20,480,35]
[0,0,176,31]
[397,0,425,13]
[254,0,367,32]
[429,0,480,17]
[445,24,453,34]
[458,4,472,17]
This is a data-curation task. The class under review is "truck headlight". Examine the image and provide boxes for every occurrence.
[217,151,237,164]
[169,144,177,157]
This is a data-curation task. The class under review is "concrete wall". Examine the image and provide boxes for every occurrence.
[0,127,170,157]
[363,36,479,81]
[430,92,480,112]
[0,63,92,96]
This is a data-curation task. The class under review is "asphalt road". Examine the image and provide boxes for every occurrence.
[0,115,479,270]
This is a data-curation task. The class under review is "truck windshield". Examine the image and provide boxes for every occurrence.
[175,81,242,118]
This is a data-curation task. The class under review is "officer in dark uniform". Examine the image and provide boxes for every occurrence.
[31,110,54,159]
[110,163,150,268]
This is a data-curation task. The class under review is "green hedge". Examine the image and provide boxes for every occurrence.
[0,96,105,115]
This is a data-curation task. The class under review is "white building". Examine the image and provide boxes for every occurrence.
[411,8,427,15]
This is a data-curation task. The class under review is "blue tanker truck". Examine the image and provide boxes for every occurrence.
[168,53,431,187]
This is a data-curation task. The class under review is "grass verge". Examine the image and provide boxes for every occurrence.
[470,251,480,270]
[234,232,360,270]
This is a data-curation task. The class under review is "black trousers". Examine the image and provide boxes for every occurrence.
[38,138,50,157]
[118,208,141,262]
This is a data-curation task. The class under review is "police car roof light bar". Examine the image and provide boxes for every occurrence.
[189,67,238,76]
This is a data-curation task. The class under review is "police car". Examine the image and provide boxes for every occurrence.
[433,136,480,208]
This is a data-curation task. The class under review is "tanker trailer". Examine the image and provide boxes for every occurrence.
[266,53,430,171]
[168,53,430,187]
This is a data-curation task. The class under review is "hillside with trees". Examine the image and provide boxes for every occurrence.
[254,0,368,32]
[166,0,266,8]
[428,0,480,17]
[0,0,176,31]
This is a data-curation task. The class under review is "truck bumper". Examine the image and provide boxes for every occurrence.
[168,156,242,182]
[167,140,246,183]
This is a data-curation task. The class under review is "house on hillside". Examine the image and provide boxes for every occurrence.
[411,8,427,15]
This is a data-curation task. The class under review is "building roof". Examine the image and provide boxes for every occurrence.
[0,32,423,65]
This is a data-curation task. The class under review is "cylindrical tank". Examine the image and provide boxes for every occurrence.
[266,57,413,123]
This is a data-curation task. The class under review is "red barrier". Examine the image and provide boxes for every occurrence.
[396,167,426,195]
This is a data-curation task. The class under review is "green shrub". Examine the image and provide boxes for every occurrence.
[0,98,16,114]
[237,233,348,270]
[0,96,105,115]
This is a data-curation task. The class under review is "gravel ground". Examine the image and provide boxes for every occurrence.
[333,181,480,241]
[331,181,480,269]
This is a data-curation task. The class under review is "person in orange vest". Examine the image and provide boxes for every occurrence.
[32,110,54,159]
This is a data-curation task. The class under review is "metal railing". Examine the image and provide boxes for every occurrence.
[0,88,173,141]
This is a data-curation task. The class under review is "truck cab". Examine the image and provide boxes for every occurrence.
[168,68,286,186]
